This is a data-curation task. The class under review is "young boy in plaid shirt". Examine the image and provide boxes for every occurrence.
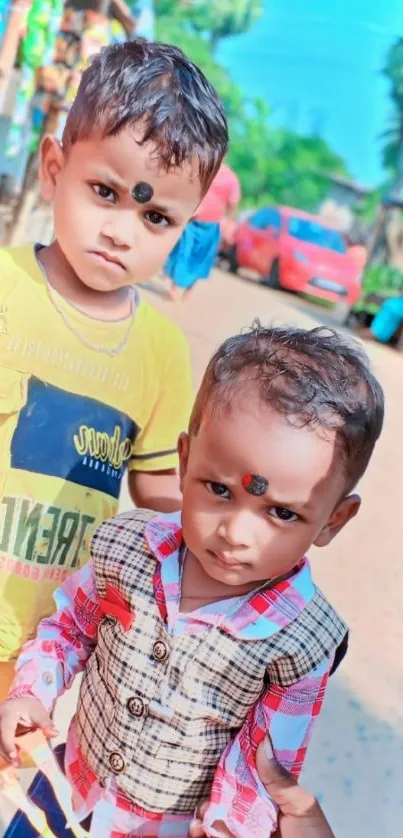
[0,325,384,837]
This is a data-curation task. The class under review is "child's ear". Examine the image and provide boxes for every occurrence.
[314,494,361,548]
[178,432,190,493]
[39,135,64,202]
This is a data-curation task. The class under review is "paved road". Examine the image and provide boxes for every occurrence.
[1,267,402,836]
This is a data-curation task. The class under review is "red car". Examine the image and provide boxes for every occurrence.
[229,205,362,306]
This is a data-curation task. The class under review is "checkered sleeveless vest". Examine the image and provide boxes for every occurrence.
[76,509,347,813]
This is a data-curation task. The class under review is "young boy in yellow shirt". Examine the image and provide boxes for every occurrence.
[0,38,228,694]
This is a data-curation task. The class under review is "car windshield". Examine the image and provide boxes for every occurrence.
[288,217,346,253]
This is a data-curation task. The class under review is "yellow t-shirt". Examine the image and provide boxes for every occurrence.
[0,245,193,661]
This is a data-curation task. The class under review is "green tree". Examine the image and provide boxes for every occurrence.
[188,0,262,52]
[229,119,348,212]
[382,37,403,185]
[155,0,263,52]
[155,1,349,212]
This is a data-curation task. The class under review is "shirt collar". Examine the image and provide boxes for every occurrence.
[146,510,183,558]
[145,513,315,639]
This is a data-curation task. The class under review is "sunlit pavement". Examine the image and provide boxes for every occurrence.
[1,265,402,836]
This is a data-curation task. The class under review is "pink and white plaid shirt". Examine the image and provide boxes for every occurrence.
[10,512,332,837]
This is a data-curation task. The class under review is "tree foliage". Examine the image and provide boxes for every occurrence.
[155,0,262,49]
[382,38,403,180]
[155,1,349,211]
[185,0,262,51]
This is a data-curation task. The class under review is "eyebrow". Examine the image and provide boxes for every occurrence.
[268,497,315,511]
[90,171,128,193]
[244,482,315,511]
[150,200,179,217]
[280,500,314,512]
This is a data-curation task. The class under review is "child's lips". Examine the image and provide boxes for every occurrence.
[212,551,245,569]
[88,250,126,270]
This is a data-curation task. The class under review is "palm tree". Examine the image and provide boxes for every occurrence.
[382,37,403,196]
[170,0,263,53]
[365,37,403,265]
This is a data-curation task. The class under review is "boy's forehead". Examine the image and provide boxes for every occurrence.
[67,129,203,209]
[195,404,346,505]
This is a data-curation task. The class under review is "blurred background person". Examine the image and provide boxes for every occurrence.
[164,159,241,301]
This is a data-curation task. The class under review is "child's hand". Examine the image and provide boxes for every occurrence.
[0,698,58,766]
[188,737,334,837]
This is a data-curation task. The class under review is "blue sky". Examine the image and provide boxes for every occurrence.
[218,0,403,188]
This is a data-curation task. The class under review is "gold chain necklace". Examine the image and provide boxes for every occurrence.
[41,265,137,358]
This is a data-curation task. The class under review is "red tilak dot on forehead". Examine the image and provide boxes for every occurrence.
[242,474,253,489]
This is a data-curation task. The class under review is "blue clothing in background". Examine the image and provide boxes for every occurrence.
[371,296,403,342]
[164,220,220,289]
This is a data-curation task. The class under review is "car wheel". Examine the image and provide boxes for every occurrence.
[263,259,280,288]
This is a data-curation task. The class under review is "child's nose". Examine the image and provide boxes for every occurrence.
[101,213,134,248]
[219,510,253,548]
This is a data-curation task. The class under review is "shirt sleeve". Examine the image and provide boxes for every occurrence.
[203,659,331,838]
[129,324,193,473]
[9,563,100,713]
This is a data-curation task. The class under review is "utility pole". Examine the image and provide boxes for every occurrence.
[0,0,31,109]
[365,133,403,266]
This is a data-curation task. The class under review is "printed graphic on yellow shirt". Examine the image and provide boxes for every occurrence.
[1,374,136,569]
[11,376,137,498]
[0,471,114,659]
[0,375,137,660]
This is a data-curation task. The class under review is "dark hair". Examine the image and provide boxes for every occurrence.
[63,39,228,194]
[190,323,384,491]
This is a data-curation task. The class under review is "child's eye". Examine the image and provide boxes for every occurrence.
[145,210,170,228]
[92,184,116,203]
[268,507,298,523]
[206,481,231,499]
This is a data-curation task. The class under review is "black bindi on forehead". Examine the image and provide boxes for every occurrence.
[242,473,268,496]
[132,181,153,204]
